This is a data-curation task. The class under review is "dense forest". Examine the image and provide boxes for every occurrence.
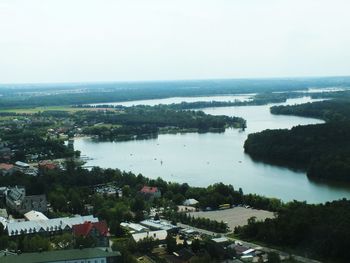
[244,122,350,181]
[234,199,350,262]
[271,99,350,121]
[1,76,349,108]
[78,91,306,110]
[245,99,350,182]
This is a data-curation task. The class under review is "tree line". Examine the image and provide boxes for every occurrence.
[235,199,350,262]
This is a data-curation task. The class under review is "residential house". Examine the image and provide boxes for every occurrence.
[38,160,58,171]
[5,186,47,214]
[139,186,161,199]
[0,163,16,176]
[72,220,109,247]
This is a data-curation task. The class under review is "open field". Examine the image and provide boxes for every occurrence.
[0,106,117,114]
[188,207,274,231]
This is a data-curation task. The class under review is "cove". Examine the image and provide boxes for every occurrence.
[74,96,350,203]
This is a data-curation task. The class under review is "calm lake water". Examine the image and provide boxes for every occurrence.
[90,94,254,107]
[75,96,350,203]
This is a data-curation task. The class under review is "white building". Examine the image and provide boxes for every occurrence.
[140,219,178,232]
[15,161,30,169]
[183,198,199,206]
[6,215,98,236]
[132,230,168,242]
[120,222,148,233]
[24,210,49,221]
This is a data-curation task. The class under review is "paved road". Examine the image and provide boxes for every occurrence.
[177,223,322,263]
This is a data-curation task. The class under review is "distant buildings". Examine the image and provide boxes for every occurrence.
[5,186,47,214]
[139,186,161,199]
[95,184,122,197]
[0,161,39,177]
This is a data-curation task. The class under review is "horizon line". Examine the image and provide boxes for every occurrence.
[1,74,350,87]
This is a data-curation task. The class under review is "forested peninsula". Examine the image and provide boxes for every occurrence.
[244,99,350,182]
[73,106,246,141]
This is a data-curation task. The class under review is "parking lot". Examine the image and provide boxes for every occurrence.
[188,207,274,231]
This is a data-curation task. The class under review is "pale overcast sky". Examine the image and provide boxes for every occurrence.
[0,0,350,83]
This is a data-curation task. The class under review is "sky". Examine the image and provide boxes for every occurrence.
[0,0,350,83]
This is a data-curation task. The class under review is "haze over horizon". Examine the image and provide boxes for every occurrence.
[1,0,350,84]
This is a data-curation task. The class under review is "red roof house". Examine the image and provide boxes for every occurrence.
[38,161,58,171]
[0,163,16,176]
[140,186,161,199]
[72,221,109,247]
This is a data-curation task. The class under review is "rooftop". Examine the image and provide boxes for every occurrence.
[140,186,159,194]
[183,198,199,206]
[140,219,177,231]
[0,248,121,263]
[0,163,14,171]
[121,222,148,232]
[15,161,30,168]
[7,215,98,236]
[212,237,229,243]
[132,230,167,242]
[0,209,8,218]
[24,210,48,221]
[72,220,108,237]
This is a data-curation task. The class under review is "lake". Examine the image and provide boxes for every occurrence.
[74,96,350,203]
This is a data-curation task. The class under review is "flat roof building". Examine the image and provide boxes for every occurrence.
[24,210,49,221]
[132,230,168,243]
[140,219,178,232]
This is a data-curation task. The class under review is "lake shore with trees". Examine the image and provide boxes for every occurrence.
[245,98,350,182]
